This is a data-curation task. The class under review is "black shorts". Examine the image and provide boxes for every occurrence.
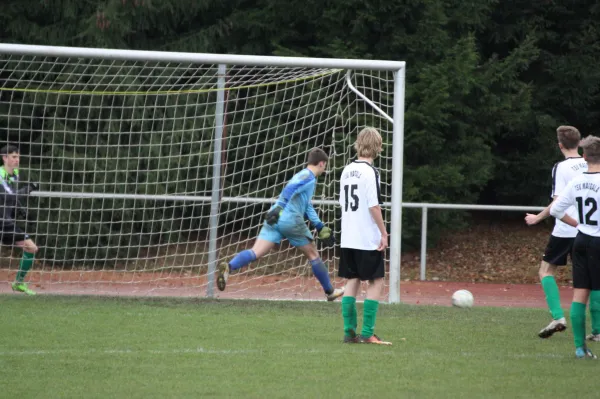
[0,224,30,245]
[542,235,574,266]
[572,232,600,290]
[338,248,385,281]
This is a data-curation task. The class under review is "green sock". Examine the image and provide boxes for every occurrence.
[570,301,587,348]
[341,296,357,337]
[15,252,35,283]
[360,299,379,338]
[590,291,600,335]
[541,276,564,320]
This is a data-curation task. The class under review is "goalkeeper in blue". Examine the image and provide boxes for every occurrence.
[217,148,344,301]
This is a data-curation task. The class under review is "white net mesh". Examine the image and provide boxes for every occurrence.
[0,51,396,299]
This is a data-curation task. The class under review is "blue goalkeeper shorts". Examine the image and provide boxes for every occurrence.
[257,217,313,247]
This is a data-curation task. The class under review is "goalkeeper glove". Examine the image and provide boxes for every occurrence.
[28,182,40,192]
[16,182,39,195]
[317,225,336,247]
[265,205,284,225]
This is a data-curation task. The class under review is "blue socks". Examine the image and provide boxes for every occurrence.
[229,249,257,271]
[229,252,333,295]
[310,258,333,294]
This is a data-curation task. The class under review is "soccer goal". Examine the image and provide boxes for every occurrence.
[0,43,406,302]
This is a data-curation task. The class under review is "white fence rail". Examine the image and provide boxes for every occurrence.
[30,188,545,284]
[403,203,545,281]
[30,189,545,285]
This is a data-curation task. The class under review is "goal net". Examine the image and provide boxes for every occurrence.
[0,45,404,301]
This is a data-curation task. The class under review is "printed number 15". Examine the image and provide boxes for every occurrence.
[344,184,359,212]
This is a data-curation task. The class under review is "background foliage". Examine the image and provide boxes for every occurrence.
[1,0,599,262]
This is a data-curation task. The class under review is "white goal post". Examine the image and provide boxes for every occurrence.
[0,43,406,302]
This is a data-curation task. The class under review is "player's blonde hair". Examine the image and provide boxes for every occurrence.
[557,125,581,150]
[580,135,600,164]
[354,127,383,159]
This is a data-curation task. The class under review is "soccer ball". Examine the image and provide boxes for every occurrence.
[451,289,474,308]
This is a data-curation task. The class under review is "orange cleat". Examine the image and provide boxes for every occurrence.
[359,334,392,345]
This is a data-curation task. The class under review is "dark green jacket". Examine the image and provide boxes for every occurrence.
[0,167,33,224]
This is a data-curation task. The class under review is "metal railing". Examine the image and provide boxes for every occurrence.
[30,190,546,284]
[403,203,545,280]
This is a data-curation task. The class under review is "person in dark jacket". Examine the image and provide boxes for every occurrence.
[1,144,39,295]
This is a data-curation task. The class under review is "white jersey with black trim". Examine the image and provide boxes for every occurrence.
[339,160,383,250]
[551,172,600,237]
[551,157,587,237]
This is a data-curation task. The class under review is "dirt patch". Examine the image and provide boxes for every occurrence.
[400,218,570,285]
[0,269,569,308]
[0,218,568,307]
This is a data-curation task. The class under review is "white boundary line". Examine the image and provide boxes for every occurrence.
[0,347,569,360]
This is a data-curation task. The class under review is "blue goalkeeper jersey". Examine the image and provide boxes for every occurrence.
[272,168,323,229]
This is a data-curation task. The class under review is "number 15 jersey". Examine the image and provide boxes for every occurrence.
[339,160,383,250]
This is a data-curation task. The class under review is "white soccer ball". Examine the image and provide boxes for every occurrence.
[451,289,474,308]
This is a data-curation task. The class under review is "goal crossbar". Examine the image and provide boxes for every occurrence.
[0,43,405,71]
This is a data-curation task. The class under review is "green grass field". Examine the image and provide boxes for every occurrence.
[0,295,598,398]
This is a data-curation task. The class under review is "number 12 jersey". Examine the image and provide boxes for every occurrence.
[551,172,600,236]
[339,160,383,250]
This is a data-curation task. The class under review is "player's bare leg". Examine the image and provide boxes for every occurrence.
[538,261,567,338]
[344,279,361,298]
[297,242,343,301]
[359,278,391,345]
[16,239,38,254]
[217,239,275,291]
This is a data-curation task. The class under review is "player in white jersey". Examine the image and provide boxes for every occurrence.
[338,127,390,345]
[550,135,600,359]
[525,126,587,338]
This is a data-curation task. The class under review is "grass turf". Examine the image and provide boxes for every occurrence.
[0,295,598,398]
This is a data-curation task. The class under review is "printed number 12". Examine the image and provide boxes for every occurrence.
[576,196,598,226]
